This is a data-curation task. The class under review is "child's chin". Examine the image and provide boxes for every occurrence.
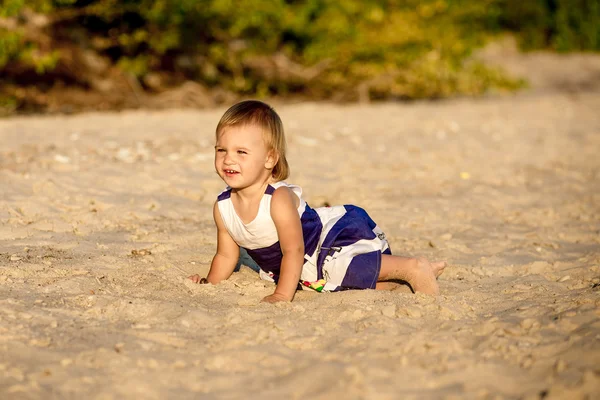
[224,180,244,189]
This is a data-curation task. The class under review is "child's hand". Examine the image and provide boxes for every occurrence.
[261,293,293,303]
[188,274,208,284]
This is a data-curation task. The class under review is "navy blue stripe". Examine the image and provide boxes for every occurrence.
[242,206,321,274]
[339,247,390,290]
[245,242,282,276]
[340,251,381,289]
[265,185,275,195]
[316,205,378,279]
[300,205,322,259]
[217,189,231,201]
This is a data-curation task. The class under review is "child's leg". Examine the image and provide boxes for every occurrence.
[377,255,446,295]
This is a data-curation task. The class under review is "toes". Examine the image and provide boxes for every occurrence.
[433,261,447,278]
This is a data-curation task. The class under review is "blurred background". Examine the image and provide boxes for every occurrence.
[0,0,598,115]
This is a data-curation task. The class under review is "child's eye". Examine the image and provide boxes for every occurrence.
[237,150,247,155]
[216,148,225,153]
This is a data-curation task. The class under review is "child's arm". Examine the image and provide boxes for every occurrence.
[263,186,304,303]
[189,201,239,284]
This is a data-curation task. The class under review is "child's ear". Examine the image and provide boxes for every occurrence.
[265,150,278,169]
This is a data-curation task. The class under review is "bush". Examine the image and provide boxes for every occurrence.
[497,0,600,51]
[3,0,594,109]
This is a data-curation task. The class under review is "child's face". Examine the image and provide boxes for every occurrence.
[214,123,275,190]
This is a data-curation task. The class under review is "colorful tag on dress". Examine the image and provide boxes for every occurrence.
[301,279,327,292]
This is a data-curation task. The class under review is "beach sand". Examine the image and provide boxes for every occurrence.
[1,55,600,398]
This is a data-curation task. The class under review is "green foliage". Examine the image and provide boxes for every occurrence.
[19,46,61,74]
[0,0,26,69]
[0,0,71,74]
[498,0,600,51]
[553,0,599,51]
[0,0,596,104]
[0,29,21,67]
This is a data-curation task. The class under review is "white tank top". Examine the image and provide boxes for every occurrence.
[216,181,307,250]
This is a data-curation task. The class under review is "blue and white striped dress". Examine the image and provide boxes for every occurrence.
[217,182,391,292]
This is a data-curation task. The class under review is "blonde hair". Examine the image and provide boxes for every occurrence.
[216,100,290,181]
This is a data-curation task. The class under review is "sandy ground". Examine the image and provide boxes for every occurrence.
[1,61,600,398]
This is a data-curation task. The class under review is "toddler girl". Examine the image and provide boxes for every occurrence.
[189,100,446,302]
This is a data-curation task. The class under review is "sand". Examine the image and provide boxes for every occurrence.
[1,62,600,398]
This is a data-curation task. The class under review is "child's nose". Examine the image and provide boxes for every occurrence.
[223,153,235,164]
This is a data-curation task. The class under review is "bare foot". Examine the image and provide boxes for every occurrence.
[427,259,447,278]
[410,258,446,295]
[378,255,447,296]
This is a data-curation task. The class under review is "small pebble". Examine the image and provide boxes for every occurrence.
[521,357,534,369]
[54,154,71,164]
[554,359,567,373]
[61,359,73,367]
[520,318,536,330]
